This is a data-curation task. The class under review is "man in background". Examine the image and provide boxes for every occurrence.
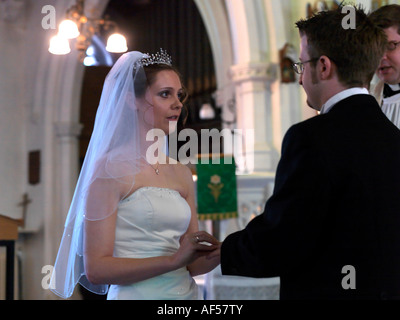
[370,4,400,129]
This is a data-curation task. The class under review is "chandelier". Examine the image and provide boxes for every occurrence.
[49,0,128,62]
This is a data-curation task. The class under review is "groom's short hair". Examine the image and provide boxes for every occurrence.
[295,5,387,87]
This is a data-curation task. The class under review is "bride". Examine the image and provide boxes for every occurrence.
[50,50,220,300]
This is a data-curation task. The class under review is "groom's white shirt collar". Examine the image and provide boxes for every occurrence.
[320,87,369,114]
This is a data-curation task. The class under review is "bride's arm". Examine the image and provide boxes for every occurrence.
[84,212,179,285]
[182,166,221,277]
[84,211,218,285]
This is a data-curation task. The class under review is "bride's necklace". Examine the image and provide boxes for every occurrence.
[150,162,160,175]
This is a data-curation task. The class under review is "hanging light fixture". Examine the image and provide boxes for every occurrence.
[106,33,128,53]
[49,35,71,55]
[58,19,80,39]
[199,103,216,120]
[48,0,128,62]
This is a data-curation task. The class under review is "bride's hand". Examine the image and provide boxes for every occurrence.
[172,231,220,268]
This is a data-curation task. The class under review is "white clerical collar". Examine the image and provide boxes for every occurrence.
[388,83,400,91]
[320,87,369,114]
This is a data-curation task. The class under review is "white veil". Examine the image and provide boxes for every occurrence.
[50,51,159,298]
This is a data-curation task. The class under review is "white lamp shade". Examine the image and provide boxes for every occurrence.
[199,103,216,120]
[106,33,128,53]
[49,35,71,55]
[58,20,80,39]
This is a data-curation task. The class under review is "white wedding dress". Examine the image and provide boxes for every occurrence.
[106,187,200,300]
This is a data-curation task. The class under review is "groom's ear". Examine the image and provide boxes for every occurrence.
[318,55,334,81]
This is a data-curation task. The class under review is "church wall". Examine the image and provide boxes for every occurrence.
[0,0,48,299]
[0,1,27,221]
[0,0,84,299]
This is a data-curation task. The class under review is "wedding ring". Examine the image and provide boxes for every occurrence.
[195,236,200,243]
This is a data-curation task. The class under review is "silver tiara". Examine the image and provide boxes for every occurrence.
[140,48,172,67]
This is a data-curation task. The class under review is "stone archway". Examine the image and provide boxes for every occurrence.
[33,0,110,299]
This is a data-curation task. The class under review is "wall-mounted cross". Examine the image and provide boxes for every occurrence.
[17,193,32,226]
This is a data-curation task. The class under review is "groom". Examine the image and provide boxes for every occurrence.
[221,6,400,300]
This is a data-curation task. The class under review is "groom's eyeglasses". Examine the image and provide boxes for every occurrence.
[292,58,319,74]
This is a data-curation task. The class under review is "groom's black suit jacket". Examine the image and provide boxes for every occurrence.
[221,95,400,300]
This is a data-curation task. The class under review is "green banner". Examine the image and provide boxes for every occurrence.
[196,156,238,221]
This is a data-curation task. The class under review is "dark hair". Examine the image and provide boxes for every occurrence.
[369,4,400,34]
[295,5,387,87]
[134,63,189,125]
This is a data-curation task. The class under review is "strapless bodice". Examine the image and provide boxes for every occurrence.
[107,187,199,300]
